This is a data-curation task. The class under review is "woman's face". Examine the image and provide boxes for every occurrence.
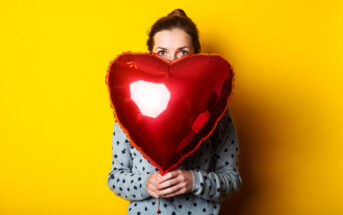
[152,28,194,61]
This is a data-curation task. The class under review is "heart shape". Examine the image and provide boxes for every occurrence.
[105,51,234,175]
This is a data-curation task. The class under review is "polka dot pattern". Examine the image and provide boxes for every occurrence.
[107,108,242,214]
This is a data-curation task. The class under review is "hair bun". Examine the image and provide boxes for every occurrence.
[167,8,188,18]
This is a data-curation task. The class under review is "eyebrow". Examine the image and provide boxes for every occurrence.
[156,46,190,50]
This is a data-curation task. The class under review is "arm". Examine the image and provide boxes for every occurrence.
[190,108,243,203]
[107,121,152,201]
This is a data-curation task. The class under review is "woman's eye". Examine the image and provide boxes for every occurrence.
[176,50,189,59]
[157,51,165,56]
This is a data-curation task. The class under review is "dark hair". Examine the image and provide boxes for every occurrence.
[146,9,201,53]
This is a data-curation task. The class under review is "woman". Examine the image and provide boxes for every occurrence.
[107,9,242,215]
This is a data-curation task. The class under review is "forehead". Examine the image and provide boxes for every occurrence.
[153,28,192,49]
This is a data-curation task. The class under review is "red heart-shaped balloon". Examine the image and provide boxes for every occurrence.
[105,52,234,175]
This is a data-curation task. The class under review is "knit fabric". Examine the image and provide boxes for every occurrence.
[107,108,242,215]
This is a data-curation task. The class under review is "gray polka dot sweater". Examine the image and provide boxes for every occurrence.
[107,108,242,215]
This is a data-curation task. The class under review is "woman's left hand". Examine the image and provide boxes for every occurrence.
[157,169,194,198]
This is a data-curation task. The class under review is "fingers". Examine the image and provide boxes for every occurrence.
[147,170,191,199]
[146,172,163,198]
[159,181,186,196]
[158,172,173,184]
[157,170,189,197]
[161,185,188,198]
[157,176,179,190]
[159,169,180,184]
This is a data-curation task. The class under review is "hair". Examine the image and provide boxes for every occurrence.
[146,8,201,54]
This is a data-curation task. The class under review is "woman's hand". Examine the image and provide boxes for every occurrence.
[146,172,163,198]
[146,170,194,198]
[158,169,194,198]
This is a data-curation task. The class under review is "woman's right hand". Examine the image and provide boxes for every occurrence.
[146,172,163,198]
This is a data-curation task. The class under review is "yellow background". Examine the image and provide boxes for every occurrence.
[1,0,342,214]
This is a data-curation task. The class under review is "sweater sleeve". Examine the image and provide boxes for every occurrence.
[107,120,152,201]
[190,108,243,203]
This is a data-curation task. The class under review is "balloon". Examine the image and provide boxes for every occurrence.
[105,51,234,175]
